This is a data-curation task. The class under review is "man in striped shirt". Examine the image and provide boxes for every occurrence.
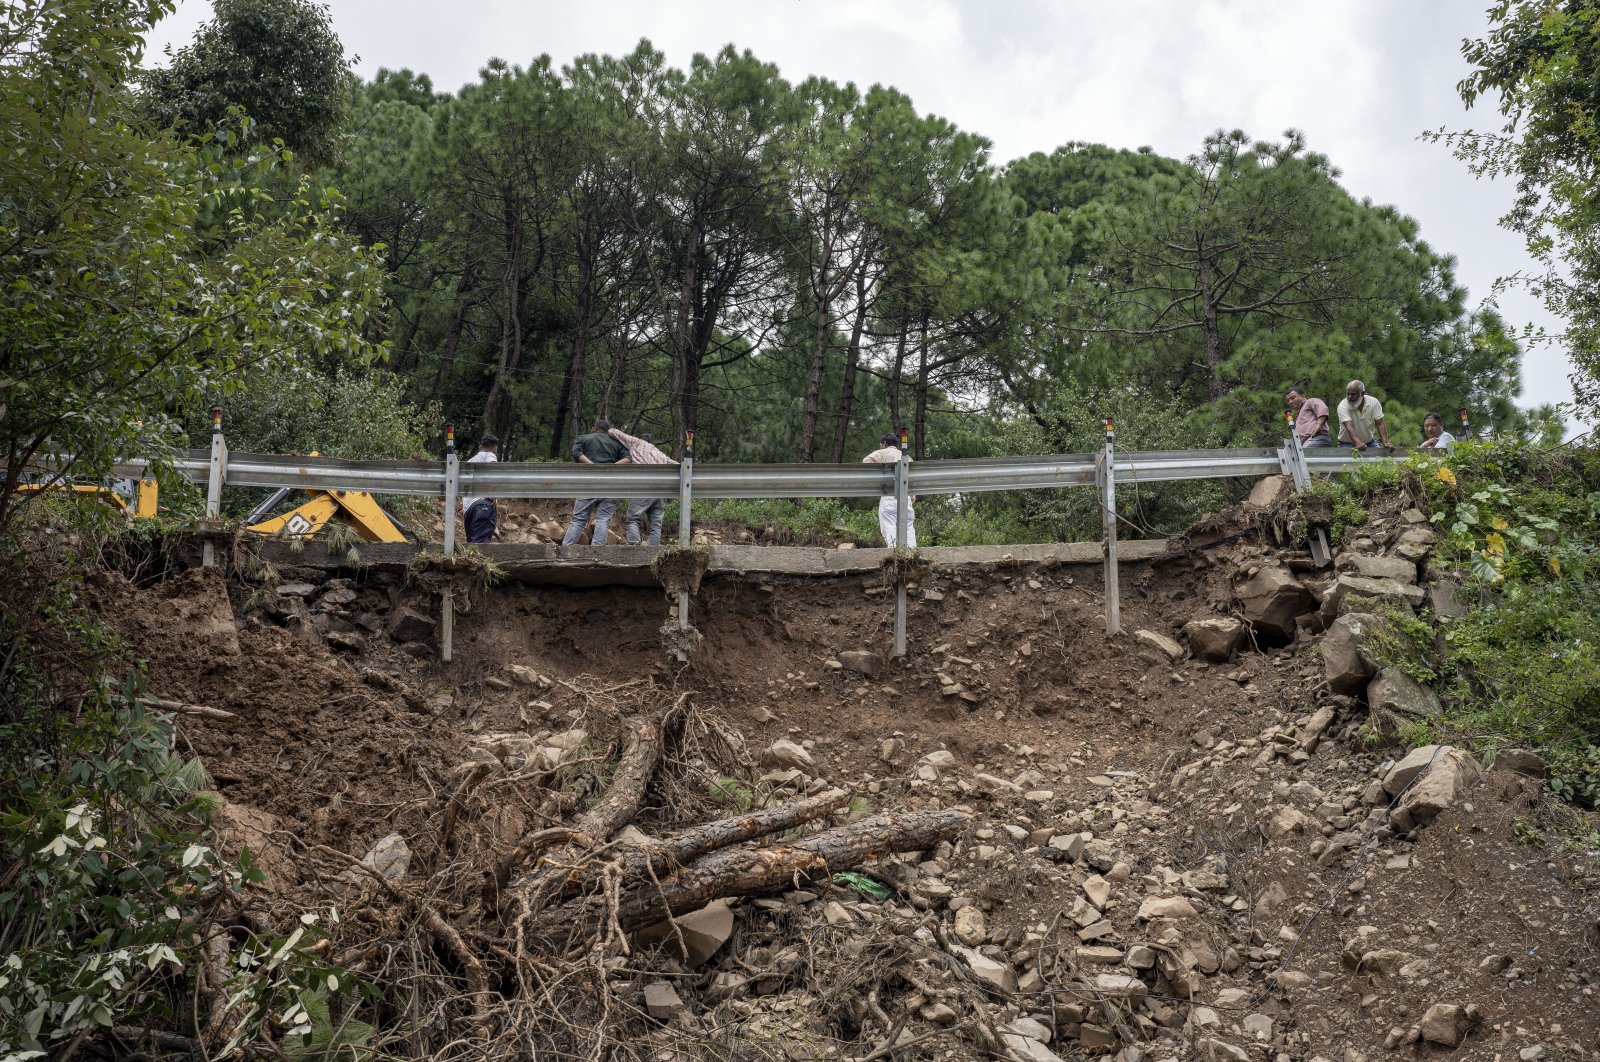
[609,426,676,546]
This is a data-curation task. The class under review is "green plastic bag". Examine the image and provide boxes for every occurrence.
[831,870,891,900]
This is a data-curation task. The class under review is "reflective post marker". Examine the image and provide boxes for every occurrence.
[442,424,458,558]
[1101,417,1120,635]
[1458,407,1471,440]
[678,431,695,629]
[441,424,458,663]
[203,407,226,567]
[892,427,910,659]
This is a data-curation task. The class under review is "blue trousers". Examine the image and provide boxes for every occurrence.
[465,500,497,543]
[562,497,616,546]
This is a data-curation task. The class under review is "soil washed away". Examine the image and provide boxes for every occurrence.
[89,492,1600,1060]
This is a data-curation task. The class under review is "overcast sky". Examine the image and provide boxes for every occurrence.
[147,0,1577,415]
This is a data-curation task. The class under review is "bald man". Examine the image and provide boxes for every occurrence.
[1336,380,1392,453]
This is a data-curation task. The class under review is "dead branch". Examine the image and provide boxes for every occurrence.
[544,787,853,902]
[513,698,687,910]
[544,807,971,938]
[312,844,494,1041]
[144,695,236,720]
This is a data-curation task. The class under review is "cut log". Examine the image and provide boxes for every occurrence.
[548,788,852,899]
[541,807,970,938]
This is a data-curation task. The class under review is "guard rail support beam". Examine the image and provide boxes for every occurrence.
[1101,420,1120,636]
[202,408,226,568]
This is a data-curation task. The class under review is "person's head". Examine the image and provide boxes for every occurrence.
[593,418,611,434]
[478,433,499,454]
[1285,386,1308,413]
[1345,380,1367,406]
[1423,413,1444,439]
[880,432,898,448]
[639,432,654,444]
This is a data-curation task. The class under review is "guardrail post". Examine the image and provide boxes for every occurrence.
[892,428,910,659]
[202,407,226,567]
[441,425,458,663]
[1101,418,1120,635]
[1279,423,1332,568]
[677,431,695,629]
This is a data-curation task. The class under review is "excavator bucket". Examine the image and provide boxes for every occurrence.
[246,487,410,543]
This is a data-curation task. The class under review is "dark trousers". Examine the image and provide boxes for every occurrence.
[465,500,497,544]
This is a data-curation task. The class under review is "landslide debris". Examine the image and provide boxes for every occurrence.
[85,483,1600,1060]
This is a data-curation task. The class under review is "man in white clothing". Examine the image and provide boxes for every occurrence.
[459,434,499,543]
[1336,380,1393,453]
[863,432,916,548]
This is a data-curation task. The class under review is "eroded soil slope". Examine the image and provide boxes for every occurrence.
[93,515,1600,1061]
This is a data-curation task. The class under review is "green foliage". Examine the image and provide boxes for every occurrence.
[0,0,386,535]
[1439,0,1600,412]
[1361,606,1439,683]
[1415,441,1600,806]
[708,775,757,813]
[139,0,353,166]
[0,544,345,1058]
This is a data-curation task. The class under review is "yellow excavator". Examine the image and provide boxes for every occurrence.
[16,478,161,518]
[21,466,411,542]
[244,484,412,543]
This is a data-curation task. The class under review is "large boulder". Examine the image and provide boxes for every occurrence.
[1184,617,1247,662]
[1320,613,1381,695]
[388,607,436,643]
[1420,1003,1475,1047]
[1236,566,1316,643]
[1321,574,1426,619]
[1400,749,1481,826]
[1134,629,1185,661]
[1383,744,1448,797]
[760,739,815,772]
[1336,554,1418,584]
[1368,668,1442,721]
[837,649,883,678]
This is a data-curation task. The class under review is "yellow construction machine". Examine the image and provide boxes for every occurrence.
[16,478,161,518]
[21,454,413,542]
[244,484,412,543]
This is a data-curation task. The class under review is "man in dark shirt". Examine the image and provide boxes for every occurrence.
[561,418,631,546]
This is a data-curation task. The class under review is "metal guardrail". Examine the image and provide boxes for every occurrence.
[88,445,1382,499]
[34,424,1416,660]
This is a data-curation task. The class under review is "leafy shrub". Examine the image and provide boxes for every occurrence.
[0,541,344,1057]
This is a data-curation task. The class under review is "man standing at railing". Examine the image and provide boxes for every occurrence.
[459,433,500,544]
[1285,387,1332,448]
[863,432,916,548]
[608,426,674,546]
[1336,380,1393,453]
[563,418,632,546]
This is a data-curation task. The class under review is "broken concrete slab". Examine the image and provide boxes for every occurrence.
[633,898,734,967]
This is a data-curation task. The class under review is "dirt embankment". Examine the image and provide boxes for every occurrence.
[93,489,1600,1061]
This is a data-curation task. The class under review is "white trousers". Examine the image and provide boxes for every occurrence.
[878,497,916,549]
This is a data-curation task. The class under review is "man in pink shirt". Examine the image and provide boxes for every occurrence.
[1285,387,1332,448]
[608,426,675,545]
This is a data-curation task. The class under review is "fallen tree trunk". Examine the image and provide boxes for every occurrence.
[507,700,684,907]
[542,807,970,938]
